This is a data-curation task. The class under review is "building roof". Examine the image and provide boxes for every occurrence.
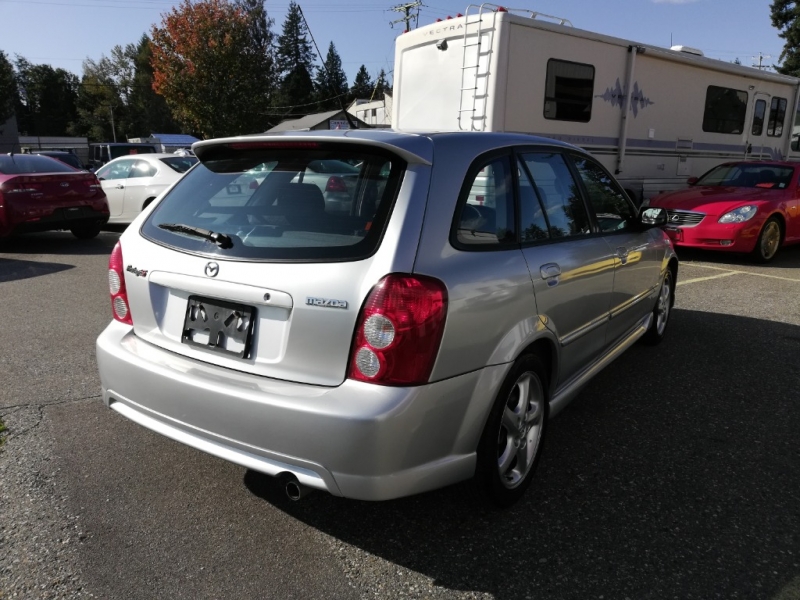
[268,110,345,133]
[150,133,200,145]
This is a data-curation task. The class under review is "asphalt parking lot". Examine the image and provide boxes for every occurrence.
[1,232,798,600]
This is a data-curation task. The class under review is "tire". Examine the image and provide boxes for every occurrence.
[641,268,673,346]
[70,224,101,240]
[752,216,782,263]
[475,353,548,507]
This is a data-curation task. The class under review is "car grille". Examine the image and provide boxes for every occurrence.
[665,209,705,227]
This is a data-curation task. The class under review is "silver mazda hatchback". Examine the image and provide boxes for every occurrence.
[97,130,677,506]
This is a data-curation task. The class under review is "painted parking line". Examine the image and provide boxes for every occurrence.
[678,263,800,284]
[677,271,739,286]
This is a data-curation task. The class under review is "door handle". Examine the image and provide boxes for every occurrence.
[616,247,629,265]
[540,263,561,279]
[115,184,125,189]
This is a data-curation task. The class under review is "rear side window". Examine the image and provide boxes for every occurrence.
[0,154,76,174]
[454,156,516,247]
[160,156,199,174]
[142,143,405,261]
[571,156,636,232]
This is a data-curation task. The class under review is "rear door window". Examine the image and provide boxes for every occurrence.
[519,152,590,238]
[142,143,405,261]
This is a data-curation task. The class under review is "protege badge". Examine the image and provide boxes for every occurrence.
[306,297,348,309]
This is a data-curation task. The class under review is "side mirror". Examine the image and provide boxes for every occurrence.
[639,207,667,228]
[687,176,698,185]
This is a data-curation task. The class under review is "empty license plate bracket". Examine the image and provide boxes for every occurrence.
[182,295,256,359]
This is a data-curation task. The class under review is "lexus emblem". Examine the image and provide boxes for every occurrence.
[671,214,680,222]
[204,262,219,278]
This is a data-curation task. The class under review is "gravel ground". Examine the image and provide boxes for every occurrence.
[0,401,94,599]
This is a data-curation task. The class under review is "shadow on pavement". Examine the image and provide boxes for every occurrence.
[0,231,120,257]
[246,308,800,600]
[0,257,74,283]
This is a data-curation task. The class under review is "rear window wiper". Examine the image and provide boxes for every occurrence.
[158,223,233,249]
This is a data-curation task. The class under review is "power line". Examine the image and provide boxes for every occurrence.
[390,1,421,32]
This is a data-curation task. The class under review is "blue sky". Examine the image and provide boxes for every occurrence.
[0,0,787,82]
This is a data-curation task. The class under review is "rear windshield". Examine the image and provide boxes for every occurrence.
[159,156,198,173]
[141,142,406,261]
[0,154,76,174]
[37,152,83,170]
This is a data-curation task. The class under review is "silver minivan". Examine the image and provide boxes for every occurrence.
[97,130,677,506]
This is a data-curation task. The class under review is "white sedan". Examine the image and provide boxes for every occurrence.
[95,153,197,224]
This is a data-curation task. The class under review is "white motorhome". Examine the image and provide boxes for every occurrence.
[392,4,800,202]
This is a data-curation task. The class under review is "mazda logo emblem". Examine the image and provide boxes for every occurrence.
[204,262,219,278]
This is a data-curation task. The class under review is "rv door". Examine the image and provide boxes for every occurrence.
[748,92,770,159]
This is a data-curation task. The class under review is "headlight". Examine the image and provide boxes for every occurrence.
[718,205,758,223]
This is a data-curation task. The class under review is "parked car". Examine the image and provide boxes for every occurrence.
[0,153,108,239]
[95,153,198,224]
[30,150,86,170]
[646,161,800,262]
[96,131,677,506]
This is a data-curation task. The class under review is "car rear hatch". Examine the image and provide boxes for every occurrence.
[119,135,433,387]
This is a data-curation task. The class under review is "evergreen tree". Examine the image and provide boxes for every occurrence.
[771,0,800,75]
[314,42,348,111]
[349,65,374,103]
[274,1,316,116]
[129,35,180,136]
[374,69,388,99]
[0,51,16,125]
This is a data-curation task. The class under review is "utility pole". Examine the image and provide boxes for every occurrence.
[390,1,421,32]
[752,52,771,71]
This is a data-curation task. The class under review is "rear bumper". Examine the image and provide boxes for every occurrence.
[663,220,762,253]
[3,205,109,236]
[96,321,509,500]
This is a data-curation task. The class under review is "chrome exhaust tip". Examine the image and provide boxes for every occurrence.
[279,472,312,501]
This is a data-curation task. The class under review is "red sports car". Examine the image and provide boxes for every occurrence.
[0,153,109,239]
[648,161,800,262]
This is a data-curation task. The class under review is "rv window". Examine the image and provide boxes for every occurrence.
[752,99,766,136]
[543,59,595,123]
[702,85,748,134]
[767,97,787,137]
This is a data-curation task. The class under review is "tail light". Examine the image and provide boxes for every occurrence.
[108,242,133,325]
[325,176,348,193]
[1,180,43,194]
[348,274,447,386]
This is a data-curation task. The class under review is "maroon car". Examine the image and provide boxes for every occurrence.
[0,153,109,239]
[648,161,800,262]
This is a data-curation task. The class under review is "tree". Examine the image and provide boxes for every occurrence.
[128,35,179,136]
[72,67,125,142]
[0,51,16,125]
[349,65,374,102]
[274,1,316,116]
[14,58,79,136]
[151,0,276,137]
[771,0,800,75]
[314,42,348,111]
